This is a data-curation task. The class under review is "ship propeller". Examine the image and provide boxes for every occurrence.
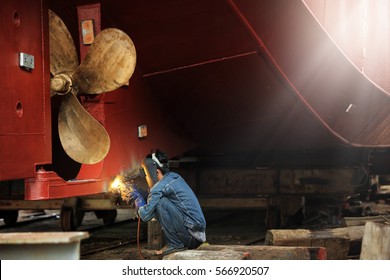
[48,10,136,164]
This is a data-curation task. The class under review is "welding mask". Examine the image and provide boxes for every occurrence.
[141,157,158,188]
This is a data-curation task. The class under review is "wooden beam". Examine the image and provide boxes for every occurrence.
[360,222,390,259]
[264,227,363,259]
[0,198,123,211]
[197,244,326,260]
[147,219,163,250]
[163,249,250,260]
[344,215,390,227]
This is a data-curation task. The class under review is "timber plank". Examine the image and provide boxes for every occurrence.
[360,222,390,260]
[163,249,250,260]
[265,227,355,259]
[198,244,326,260]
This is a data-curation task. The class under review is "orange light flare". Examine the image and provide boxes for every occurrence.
[109,174,137,204]
[109,175,129,200]
[110,175,125,192]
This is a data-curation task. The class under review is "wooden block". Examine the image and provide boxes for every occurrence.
[360,222,390,260]
[147,218,163,250]
[344,215,390,227]
[163,249,251,260]
[265,227,351,259]
[346,226,365,256]
[198,244,326,260]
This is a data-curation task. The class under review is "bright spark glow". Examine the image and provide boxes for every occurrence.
[110,175,124,190]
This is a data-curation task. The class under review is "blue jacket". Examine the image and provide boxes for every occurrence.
[138,172,206,232]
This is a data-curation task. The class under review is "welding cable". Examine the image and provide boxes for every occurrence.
[137,215,144,259]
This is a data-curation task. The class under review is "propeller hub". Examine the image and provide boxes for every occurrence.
[50,73,73,95]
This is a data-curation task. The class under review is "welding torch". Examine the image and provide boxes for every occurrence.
[111,169,148,213]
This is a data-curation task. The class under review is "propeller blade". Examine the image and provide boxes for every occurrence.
[72,28,136,94]
[49,10,79,76]
[58,93,110,164]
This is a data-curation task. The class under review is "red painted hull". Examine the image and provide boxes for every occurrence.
[2,0,390,199]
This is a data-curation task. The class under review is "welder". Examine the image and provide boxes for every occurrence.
[121,149,206,256]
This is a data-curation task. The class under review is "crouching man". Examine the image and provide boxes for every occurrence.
[124,149,206,256]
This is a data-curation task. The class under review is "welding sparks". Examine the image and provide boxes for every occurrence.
[109,174,138,204]
[110,175,128,203]
[110,175,125,191]
[109,169,144,204]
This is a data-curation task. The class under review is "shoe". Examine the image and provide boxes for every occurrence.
[163,246,187,256]
[157,246,187,256]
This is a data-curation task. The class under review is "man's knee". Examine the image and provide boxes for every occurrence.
[156,197,172,213]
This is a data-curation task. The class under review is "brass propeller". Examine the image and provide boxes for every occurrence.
[48,10,136,164]
[72,28,136,94]
[48,10,78,76]
[58,93,110,164]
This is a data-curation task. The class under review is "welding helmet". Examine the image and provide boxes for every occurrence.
[141,150,169,188]
[141,157,158,188]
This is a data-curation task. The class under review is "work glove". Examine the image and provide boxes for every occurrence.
[129,189,146,212]
[120,184,147,212]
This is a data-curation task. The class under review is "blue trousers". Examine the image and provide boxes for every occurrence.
[156,197,202,249]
